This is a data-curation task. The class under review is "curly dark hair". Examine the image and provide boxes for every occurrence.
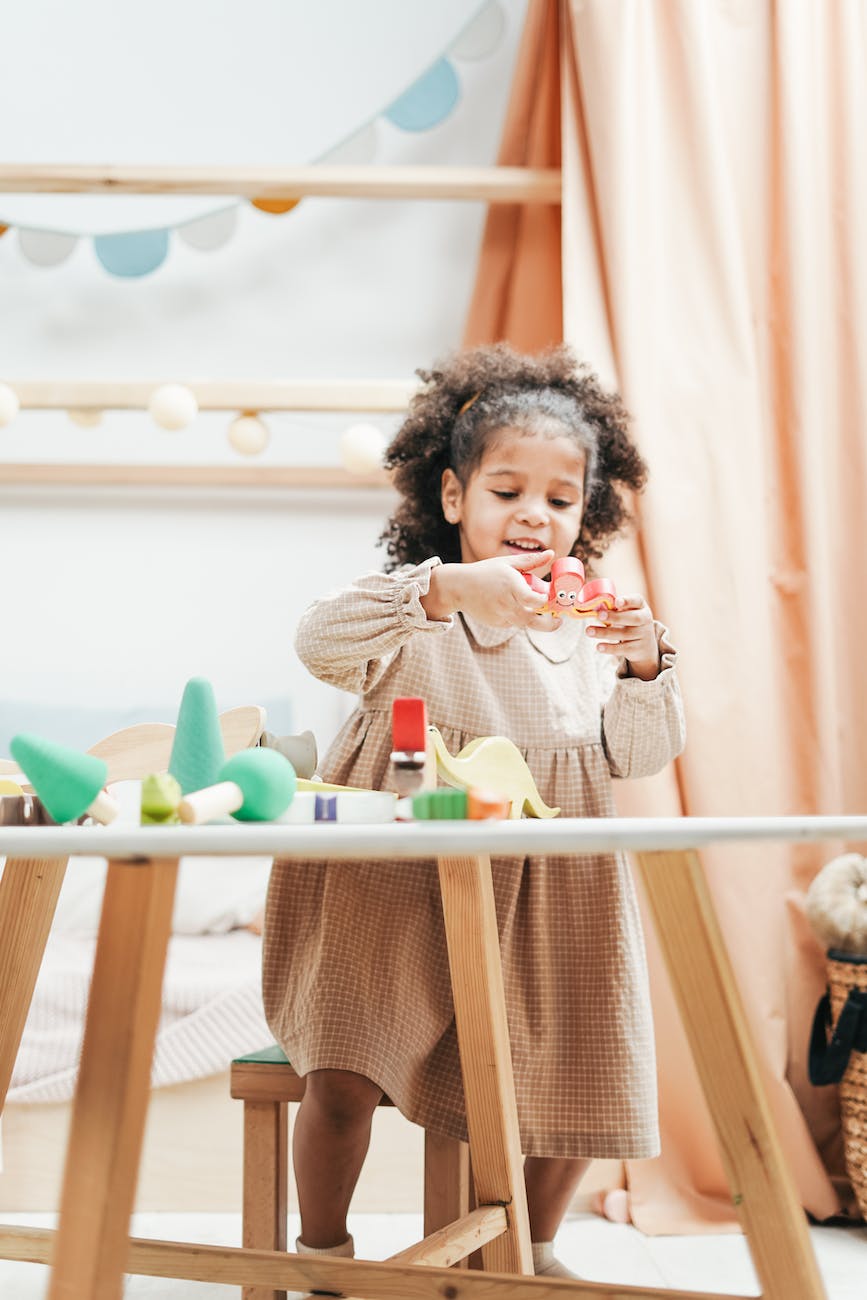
[379,342,647,571]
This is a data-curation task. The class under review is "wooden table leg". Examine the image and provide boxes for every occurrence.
[635,849,827,1300]
[437,854,533,1276]
[47,856,179,1300]
[0,856,68,1114]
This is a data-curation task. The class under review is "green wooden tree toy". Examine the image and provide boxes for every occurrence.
[168,677,225,795]
[10,733,119,824]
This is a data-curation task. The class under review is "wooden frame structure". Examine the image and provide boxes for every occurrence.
[0,379,407,490]
[2,814,864,1300]
[0,162,559,490]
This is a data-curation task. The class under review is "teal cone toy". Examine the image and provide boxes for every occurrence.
[178,748,297,824]
[168,677,225,795]
[10,733,119,824]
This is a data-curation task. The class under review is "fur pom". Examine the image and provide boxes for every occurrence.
[805,854,867,955]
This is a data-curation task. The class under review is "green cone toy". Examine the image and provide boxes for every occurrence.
[168,677,225,796]
[10,733,119,824]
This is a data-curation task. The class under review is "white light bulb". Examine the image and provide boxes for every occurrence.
[0,383,20,427]
[339,423,387,474]
[148,384,199,431]
[228,413,270,456]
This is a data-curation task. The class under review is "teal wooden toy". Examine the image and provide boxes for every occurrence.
[178,748,297,824]
[9,733,119,824]
[168,677,226,795]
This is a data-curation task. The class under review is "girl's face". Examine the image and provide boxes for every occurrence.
[441,427,586,567]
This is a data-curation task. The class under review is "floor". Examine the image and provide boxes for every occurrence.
[1,1211,865,1297]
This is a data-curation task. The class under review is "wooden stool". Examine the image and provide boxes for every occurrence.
[231,1044,475,1300]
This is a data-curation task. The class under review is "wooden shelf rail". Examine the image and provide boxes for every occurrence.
[3,379,416,412]
[0,164,561,203]
[0,464,391,489]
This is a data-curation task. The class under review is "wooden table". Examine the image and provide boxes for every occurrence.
[2,815,865,1300]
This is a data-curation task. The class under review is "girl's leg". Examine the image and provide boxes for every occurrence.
[293,1068,384,1247]
[524,1155,592,1242]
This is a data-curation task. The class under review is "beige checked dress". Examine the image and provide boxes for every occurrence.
[262,558,685,1158]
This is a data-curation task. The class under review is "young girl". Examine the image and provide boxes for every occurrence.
[262,343,685,1277]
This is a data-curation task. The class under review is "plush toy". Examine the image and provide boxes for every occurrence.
[805,853,867,956]
[805,852,867,1220]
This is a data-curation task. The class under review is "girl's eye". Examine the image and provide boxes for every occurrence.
[550,499,575,510]
[492,490,518,500]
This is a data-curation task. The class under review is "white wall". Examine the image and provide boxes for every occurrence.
[0,1,528,756]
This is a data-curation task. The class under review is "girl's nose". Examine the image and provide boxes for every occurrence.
[516,499,549,526]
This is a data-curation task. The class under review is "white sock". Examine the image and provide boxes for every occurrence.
[295,1234,355,1257]
[532,1240,581,1279]
[292,1237,355,1300]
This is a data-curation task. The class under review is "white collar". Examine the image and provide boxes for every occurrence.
[459,612,584,664]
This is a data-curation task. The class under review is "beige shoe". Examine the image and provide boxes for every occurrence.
[292,1234,355,1299]
[532,1240,582,1280]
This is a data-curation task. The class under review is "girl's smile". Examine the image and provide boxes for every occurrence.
[441,428,586,568]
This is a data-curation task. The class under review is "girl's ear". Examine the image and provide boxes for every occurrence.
[441,467,463,524]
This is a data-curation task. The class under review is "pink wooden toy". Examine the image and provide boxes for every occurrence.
[521,557,617,618]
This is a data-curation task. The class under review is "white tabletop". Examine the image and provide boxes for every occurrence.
[0,815,866,861]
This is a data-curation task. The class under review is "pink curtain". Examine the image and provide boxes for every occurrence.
[466,0,867,1231]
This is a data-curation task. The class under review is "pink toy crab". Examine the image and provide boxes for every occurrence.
[521,557,617,618]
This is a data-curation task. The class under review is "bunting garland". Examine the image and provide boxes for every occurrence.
[0,1,505,279]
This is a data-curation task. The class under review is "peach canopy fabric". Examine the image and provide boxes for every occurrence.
[466,0,867,1231]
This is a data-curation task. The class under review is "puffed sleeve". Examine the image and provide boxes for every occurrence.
[294,557,453,695]
[597,621,685,778]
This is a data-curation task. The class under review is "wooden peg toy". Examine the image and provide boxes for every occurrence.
[522,556,617,618]
[140,773,182,825]
[178,747,296,824]
[389,697,432,796]
[169,677,226,795]
[9,733,119,824]
[412,788,468,821]
[467,787,512,820]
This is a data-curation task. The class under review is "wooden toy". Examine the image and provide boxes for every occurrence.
[313,790,396,824]
[315,794,338,822]
[427,727,559,820]
[168,677,226,795]
[412,789,468,820]
[522,556,617,618]
[296,777,371,794]
[178,747,296,824]
[260,728,318,779]
[467,788,511,820]
[9,733,119,824]
[140,773,182,825]
[389,696,431,795]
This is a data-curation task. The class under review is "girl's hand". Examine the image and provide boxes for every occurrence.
[586,594,660,680]
[423,551,561,630]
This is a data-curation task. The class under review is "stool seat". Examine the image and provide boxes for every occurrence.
[230,1044,395,1106]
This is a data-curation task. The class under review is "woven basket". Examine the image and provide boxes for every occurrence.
[826,952,867,1219]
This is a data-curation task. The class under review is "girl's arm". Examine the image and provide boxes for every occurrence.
[596,621,686,779]
[295,558,452,695]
